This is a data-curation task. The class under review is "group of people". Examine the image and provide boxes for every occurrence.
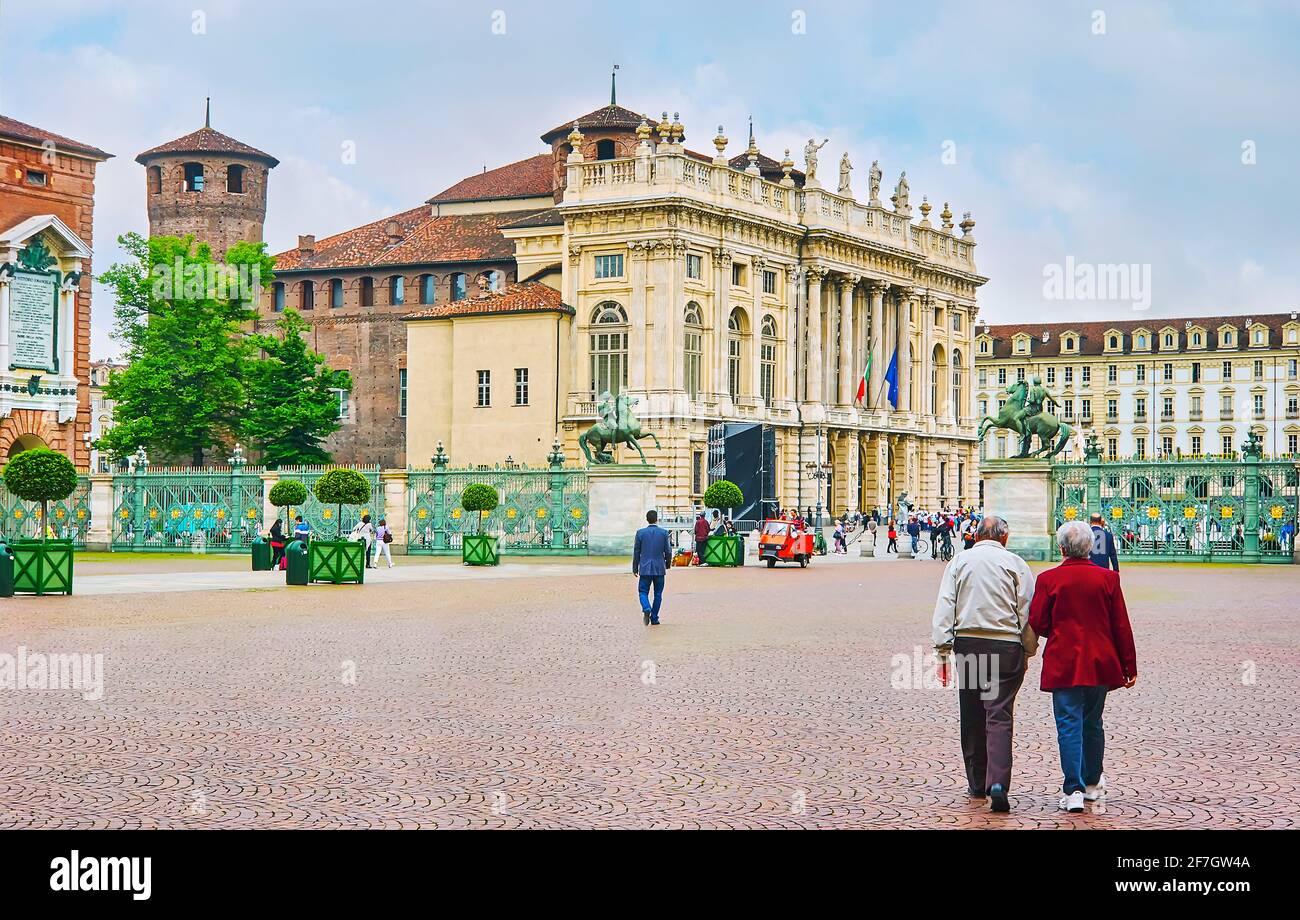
[264,513,394,569]
[867,507,984,558]
[266,515,313,567]
[692,510,738,563]
[931,512,1135,813]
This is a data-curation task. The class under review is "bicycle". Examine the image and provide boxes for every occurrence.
[937,539,954,562]
[911,537,930,557]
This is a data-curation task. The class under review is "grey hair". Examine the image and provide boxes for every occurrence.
[976,515,1009,541]
[1057,521,1094,558]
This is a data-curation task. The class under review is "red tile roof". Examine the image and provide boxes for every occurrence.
[136,126,278,167]
[403,281,573,320]
[273,206,541,272]
[0,114,111,160]
[979,312,1300,359]
[427,154,553,203]
[541,104,650,143]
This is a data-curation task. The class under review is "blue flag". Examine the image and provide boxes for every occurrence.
[884,348,899,409]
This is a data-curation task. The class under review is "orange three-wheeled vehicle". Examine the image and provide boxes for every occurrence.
[758,519,815,568]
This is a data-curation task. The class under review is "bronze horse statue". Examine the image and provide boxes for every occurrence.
[579,391,662,464]
[976,379,1074,459]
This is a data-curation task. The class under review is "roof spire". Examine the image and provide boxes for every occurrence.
[610,63,619,105]
[205,97,211,128]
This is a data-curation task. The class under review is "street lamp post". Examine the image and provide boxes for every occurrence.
[804,426,832,529]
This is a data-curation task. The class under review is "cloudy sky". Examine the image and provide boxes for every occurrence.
[2,0,1297,360]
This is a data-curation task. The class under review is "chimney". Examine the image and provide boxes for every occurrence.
[297,234,315,253]
[385,220,402,246]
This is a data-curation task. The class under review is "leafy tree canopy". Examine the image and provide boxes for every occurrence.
[313,468,371,506]
[3,448,78,503]
[268,478,308,509]
[703,480,744,510]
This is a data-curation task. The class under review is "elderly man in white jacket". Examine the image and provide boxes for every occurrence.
[932,515,1037,813]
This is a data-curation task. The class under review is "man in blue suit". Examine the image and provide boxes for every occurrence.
[632,509,673,626]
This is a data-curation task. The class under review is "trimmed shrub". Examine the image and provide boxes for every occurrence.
[703,479,744,512]
[312,468,371,538]
[3,448,78,541]
[268,478,308,514]
[460,483,500,534]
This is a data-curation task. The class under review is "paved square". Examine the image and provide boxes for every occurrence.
[1,556,1296,828]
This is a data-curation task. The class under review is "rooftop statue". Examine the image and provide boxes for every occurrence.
[804,138,829,181]
[838,152,853,195]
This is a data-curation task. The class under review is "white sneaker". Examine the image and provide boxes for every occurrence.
[1084,774,1107,801]
[1058,791,1085,813]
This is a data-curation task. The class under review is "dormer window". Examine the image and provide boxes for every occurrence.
[1137,334,1147,349]
[1222,331,1233,347]
[1254,327,1265,345]
[1192,332,1202,346]
[1164,334,1173,348]
[979,339,989,354]
[1109,335,1118,350]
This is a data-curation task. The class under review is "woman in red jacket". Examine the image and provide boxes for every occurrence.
[1029,521,1138,814]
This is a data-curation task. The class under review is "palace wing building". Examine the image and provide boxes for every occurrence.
[974,314,1300,463]
[263,99,986,514]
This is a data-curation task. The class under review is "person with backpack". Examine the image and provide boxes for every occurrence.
[374,518,395,568]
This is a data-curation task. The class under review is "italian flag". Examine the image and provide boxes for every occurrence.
[854,353,872,405]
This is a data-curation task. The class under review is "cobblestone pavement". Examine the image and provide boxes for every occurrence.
[1,558,1295,829]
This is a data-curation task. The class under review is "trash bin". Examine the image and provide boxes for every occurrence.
[251,536,273,571]
[0,542,13,598]
[285,540,309,586]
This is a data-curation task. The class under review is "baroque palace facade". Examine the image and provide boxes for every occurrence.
[975,313,1300,463]
[265,98,986,513]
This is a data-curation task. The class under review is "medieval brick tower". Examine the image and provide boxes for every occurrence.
[135,100,278,258]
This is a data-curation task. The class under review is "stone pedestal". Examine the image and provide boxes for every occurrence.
[859,530,875,556]
[85,473,114,551]
[981,458,1054,561]
[586,464,659,556]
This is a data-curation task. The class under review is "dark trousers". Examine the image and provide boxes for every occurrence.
[1052,686,1108,794]
[953,637,1026,794]
[638,574,664,622]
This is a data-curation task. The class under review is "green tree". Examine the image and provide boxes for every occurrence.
[460,483,500,534]
[268,478,308,520]
[313,468,371,539]
[703,480,744,512]
[3,448,78,541]
[243,310,352,468]
[97,233,273,466]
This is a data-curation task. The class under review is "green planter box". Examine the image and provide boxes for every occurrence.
[462,534,500,566]
[702,534,744,567]
[308,539,366,584]
[9,540,74,596]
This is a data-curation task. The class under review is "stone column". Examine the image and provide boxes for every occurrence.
[60,285,76,379]
[786,266,803,403]
[649,240,671,392]
[381,469,409,553]
[260,470,279,531]
[867,281,886,408]
[670,239,687,396]
[628,241,649,392]
[750,257,766,403]
[918,293,933,417]
[566,245,583,403]
[805,266,826,404]
[712,247,732,400]
[837,275,859,405]
[895,286,914,413]
[86,472,114,551]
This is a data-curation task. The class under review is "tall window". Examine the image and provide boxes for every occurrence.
[763,270,777,295]
[951,351,964,420]
[589,302,628,397]
[1081,366,1091,385]
[1253,359,1264,380]
[329,278,344,308]
[515,368,529,406]
[683,303,703,400]
[1253,393,1264,417]
[1222,434,1234,455]
[1136,365,1146,383]
[389,276,405,305]
[419,274,436,305]
[727,308,745,399]
[1108,364,1117,383]
[147,165,162,194]
[1191,435,1202,455]
[593,254,624,279]
[476,370,491,407]
[760,314,778,407]
[299,280,314,310]
[334,388,350,420]
[272,282,285,312]
[183,162,204,192]
[226,164,245,193]
[360,276,375,307]
[1192,362,1200,383]
[686,254,702,280]
[1046,366,1055,386]
[450,273,467,301]
[997,367,1006,387]
[1222,360,1232,379]
[398,369,407,417]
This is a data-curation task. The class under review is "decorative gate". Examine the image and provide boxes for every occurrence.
[406,445,588,555]
[1053,434,1298,563]
[276,465,383,540]
[0,475,92,546]
[111,457,264,553]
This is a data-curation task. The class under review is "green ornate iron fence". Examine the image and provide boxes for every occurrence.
[407,454,588,555]
[276,465,383,541]
[0,476,92,546]
[1053,437,1297,563]
[111,464,265,553]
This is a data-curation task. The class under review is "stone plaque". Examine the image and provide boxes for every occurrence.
[9,270,58,371]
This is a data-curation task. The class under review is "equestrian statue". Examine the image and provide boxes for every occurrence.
[976,375,1074,459]
[579,391,662,464]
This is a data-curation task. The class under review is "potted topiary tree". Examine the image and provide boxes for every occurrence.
[309,468,371,584]
[701,479,745,567]
[460,483,500,566]
[1,447,79,595]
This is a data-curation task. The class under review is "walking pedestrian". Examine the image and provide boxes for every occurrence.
[374,518,395,568]
[931,515,1038,812]
[350,513,376,568]
[833,520,847,554]
[886,519,898,554]
[694,512,710,564]
[632,509,672,626]
[1029,521,1138,813]
[907,515,922,556]
[1088,513,1120,572]
[268,517,286,568]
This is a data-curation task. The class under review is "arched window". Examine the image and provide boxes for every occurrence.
[727,308,747,399]
[1137,334,1147,348]
[147,165,162,194]
[589,302,628,397]
[951,350,964,421]
[1164,333,1174,348]
[418,274,436,305]
[931,343,947,416]
[272,282,285,312]
[486,270,502,292]
[1223,331,1233,346]
[1109,335,1118,349]
[329,278,344,308]
[183,162,205,192]
[1254,327,1265,344]
[359,276,375,308]
[760,314,778,407]
[683,302,703,400]
[388,275,405,305]
[227,164,245,193]
[299,280,314,310]
[596,139,616,160]
[1193,332,1202,346]
[449,272,467,302]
